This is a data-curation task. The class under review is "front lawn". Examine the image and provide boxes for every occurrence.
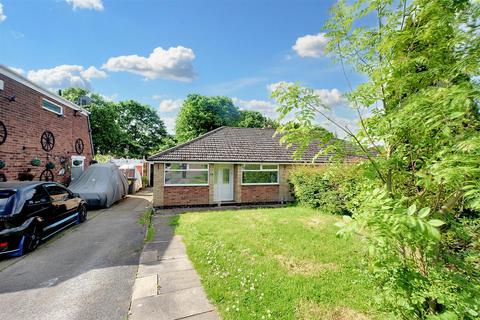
[172,207,385,319]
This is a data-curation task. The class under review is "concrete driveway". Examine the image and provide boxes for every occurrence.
[0,190,152,320]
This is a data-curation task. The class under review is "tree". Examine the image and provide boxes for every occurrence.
[175,94,241,142]
[272,0,480,318]
[237,110,277,128]
[116,100,168,158]
[62,89,169,158]
[61,88,128,156]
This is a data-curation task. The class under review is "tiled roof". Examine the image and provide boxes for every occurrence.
[148,126,361,163]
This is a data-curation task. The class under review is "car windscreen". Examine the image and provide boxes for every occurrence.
[0,190,16,216]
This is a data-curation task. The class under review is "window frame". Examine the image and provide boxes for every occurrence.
[241,163,279,185]
[42,98,64,116]
[164,162,209,186]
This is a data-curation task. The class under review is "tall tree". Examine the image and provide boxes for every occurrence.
[237,110,277,128]
[175,94,241,142]
[272,0,480,318]
[116,100,168,158]
[61,88,128,156]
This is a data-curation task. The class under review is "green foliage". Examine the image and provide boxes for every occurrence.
[141,175,149,188]
[237,110,277,128]
[175,94,276,142]
[272,0,480,318]
[115,100,168,158]
[289,165,361,215]
[174,207,384,319]
[62,88,169,158]
[175,94,241,142]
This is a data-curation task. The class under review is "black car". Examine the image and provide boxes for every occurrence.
[0,181,87,257]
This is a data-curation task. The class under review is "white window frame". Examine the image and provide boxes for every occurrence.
[164,163,209,186]
[42,98,63,116]
[241,163,279,185]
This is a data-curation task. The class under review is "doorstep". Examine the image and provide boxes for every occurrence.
[129,216,220,320]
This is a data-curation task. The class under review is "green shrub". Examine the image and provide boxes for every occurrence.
[141,176,149,188]
[289,164,361,215]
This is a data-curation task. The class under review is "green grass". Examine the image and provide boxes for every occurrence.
[138,208,155,242]
[173,207,384,320]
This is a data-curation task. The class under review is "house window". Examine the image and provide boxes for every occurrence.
[42,99,63,115]
[164,163,209,186]
[241,164,279,185]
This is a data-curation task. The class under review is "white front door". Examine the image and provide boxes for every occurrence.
[214,165,234,202]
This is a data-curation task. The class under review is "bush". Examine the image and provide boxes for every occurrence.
[141,176,149,188]
[289,164,361,215]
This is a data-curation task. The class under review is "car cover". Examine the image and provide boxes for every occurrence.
[69,163,129,208]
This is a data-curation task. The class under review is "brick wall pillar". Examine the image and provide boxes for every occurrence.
[153,163,164,207]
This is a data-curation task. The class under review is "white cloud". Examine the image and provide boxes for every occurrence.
[66,0,104,11]
[162,116,176,134]
[26,65,107,90]
[81,66,107,79]
[268,82,347,108]
[232,97,277,116]
[103,46,196,81]
[267,81,295,93]
[0,3,6,22]
[293,32,328,58]
[158,99,183,113]
[313,88,347,107]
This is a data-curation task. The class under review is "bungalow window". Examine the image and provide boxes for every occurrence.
[42,99,63,115]
[164,163,209,185]
[241,164,279,185]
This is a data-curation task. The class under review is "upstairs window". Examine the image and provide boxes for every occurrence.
[164,163,209,186]
[241,164,279,185]
[42,99,63,115]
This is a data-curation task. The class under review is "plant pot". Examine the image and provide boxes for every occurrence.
[46,162,55,170]
[31,158,41,167]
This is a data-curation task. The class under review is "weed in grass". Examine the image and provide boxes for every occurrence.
[138,208,154,242]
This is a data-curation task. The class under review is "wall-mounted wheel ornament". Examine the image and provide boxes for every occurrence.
[0,121,7,145]
[41,130,55,152]
[75,138,84,154]
[39,169,54,181]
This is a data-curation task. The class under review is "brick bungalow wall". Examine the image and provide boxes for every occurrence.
[164,186,210,206]
[0,73,93,184]
[152,162,301,207]
[241,185,280,203]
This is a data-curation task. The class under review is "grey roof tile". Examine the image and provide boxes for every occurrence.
[148,127,360,163]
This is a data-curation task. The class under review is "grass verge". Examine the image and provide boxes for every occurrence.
[173,207,385,320]
[138,208,154,242]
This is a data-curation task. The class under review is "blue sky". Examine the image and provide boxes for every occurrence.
[0,0,363,134]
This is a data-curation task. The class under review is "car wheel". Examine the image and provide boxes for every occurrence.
[24,225,42,253]
[78,205,88,223]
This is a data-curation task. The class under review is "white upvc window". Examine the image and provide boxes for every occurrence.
[241,164,279,185]
[42,99,63,115]
[164,163,209,186]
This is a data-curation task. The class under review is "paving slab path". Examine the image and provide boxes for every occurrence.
[129,215,219,320]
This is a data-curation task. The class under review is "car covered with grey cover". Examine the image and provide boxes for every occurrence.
[69,163,128,208]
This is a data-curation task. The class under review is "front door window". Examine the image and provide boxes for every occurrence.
[215,165,234,201]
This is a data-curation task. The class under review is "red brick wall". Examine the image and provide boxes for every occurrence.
[0,74,93,185]
[241,185,280,203]
[164,186,209,206]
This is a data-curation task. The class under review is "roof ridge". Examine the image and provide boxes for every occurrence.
[147,126,227,161]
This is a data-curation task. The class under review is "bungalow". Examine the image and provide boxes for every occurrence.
[148,126,361,208]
